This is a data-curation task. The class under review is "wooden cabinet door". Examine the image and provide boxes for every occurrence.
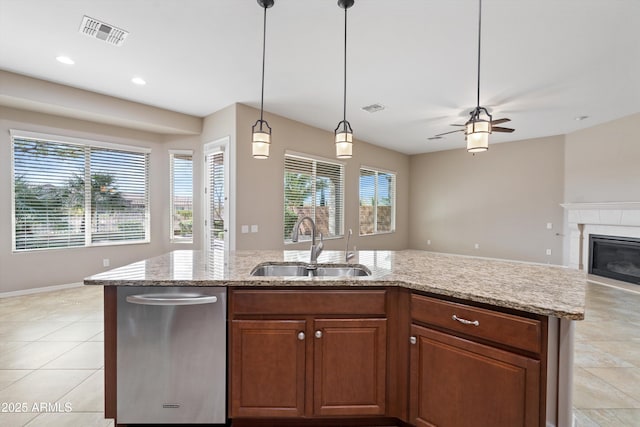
[230,319,306,417]
[410,324,540,427]
[313,318,387,416]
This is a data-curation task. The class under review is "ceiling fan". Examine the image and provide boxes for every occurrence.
[428,0,514,152]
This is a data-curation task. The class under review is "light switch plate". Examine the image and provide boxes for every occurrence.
[251,225,258,233]
[241,225,249,233]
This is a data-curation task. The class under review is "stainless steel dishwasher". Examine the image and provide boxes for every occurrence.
[117,286,226,424]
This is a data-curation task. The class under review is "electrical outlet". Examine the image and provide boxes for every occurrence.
[427,240,431,245]
[103,258,110,267]
[251,225,258,233]
[474,243,480,250]
[241,225,249,233]
[546,222,553,230]
[546,249,552,256]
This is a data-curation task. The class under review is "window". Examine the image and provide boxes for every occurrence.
[169,151,193,242]
[359,167,396,236]
[284,153,344,243]
[11,132,150,251]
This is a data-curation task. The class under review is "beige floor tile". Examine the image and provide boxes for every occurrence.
[88,332,104,342]
[579,409,640,427]
[42,342,104,370]
[573,367,640,409]
[0,370,93,403]
[59,370,104,412]
[0,341,81,369]
[39,322,103,342]
[574,341,635,368]
[574,409,602,427]
[25,412,114,427]
[0,321,69,341]
[588,340,640,368]
[586,367,640,402]
[0,412,40,427]
[0,341,28,353]
[0,370,32,391]
[575,320,640,342]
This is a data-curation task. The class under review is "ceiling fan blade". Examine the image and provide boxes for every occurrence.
[434,129,464,137]
[427,136,443,141]
[449,124,465,127]
[491,118,511,125]
[492,126,515,133]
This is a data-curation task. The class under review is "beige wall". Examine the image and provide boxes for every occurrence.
[409,136,566,264]
[564,113,640,203]
[232,103,410,251]
[0,107,196,293]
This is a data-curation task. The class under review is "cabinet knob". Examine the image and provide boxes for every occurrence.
[315,330,323,339]
[297,332,305,341]
[410,336,417,345]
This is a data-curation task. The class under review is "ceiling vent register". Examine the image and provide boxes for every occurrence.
[79,16,128,46]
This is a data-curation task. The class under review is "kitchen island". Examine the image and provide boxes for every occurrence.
[86,249,586,427]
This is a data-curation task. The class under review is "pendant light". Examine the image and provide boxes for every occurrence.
[465,0,491,153]
[334,0,355,159]
[252,0,274,159]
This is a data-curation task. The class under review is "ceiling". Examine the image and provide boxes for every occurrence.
[1,0,638,155]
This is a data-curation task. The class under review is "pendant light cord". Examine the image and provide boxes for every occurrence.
[260,5,267,123]
[476,0,482,110]
[343,6,348,126]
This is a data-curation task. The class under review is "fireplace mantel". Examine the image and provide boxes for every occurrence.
[562,202,640,269]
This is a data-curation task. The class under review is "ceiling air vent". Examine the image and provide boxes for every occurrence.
[361,103,385,113]
[79,16,128,46]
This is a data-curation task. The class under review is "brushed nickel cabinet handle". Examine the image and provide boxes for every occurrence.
[297,332,305,341]
[410,336,417,345]
[315,330,323,339]
[452,314,480,327]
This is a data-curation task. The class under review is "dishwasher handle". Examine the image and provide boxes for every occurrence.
[126,294,218,306]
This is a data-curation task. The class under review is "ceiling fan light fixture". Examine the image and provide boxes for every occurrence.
[252,0,275,159]
[465,119,490,152]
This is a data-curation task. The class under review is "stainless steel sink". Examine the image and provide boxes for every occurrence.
[250,262,371,277]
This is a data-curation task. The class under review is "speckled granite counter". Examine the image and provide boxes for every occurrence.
[84,249,586,320]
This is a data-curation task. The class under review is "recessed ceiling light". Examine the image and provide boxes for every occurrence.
[131,77,146,86]
[575,115,589,121]
[56,56,75,65]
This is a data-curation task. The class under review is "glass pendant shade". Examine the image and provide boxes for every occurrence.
[335,130,353,159]
[252,120,271,159]
[465,119,490,152]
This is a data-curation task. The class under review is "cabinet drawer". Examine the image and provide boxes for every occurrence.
[411,294,541,354]
[231,289,386,316]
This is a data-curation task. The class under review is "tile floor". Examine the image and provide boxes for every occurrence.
[573,279,640,426]
[0,285,111,427]
[0,281,639,426]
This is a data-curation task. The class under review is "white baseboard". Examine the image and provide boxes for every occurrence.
[0,282,84,298]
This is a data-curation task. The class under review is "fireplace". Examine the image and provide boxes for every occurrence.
[589,234,640,285]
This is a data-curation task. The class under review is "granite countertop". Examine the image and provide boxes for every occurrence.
[84,249,587,320]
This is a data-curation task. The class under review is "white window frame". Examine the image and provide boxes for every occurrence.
[10,129,151,252]
[359,165,396,236]
[284,151,345,244]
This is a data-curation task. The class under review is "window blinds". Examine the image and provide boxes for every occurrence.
[12,137,149,251]
[284,154,344,242]
[359,167,396,235]
[170,153,194,242]
[207,151,225,250]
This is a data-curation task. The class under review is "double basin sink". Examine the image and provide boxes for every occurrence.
[251,262,371,277]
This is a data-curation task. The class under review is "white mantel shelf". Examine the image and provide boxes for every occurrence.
[561,201,640,270]
[561,202,640,210]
